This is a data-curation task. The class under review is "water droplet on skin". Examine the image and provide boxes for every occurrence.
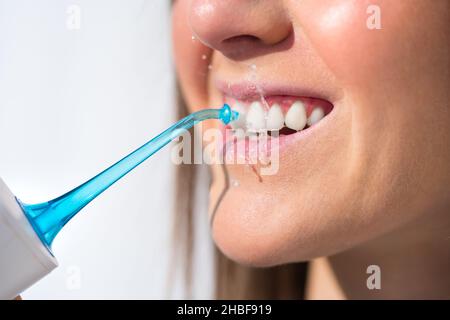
[250,64,257,70]
[208,64,213,70]
[230,179,240,187]
[191,35,196,40]
[201,54,207,60]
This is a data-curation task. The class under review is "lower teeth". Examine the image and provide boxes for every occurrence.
[232,126,311,137]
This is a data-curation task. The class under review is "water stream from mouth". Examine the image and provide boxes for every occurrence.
[247,63,270,112]
[245,63,268,183]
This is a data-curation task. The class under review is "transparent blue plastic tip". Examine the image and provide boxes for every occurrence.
[18,104,238,249]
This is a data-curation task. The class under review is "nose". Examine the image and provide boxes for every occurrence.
[189,0,292,60]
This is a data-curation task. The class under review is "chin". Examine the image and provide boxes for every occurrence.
[209,170,348,267]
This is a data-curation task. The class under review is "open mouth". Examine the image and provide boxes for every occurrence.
[216,81,336,173]
[225,95,334,137]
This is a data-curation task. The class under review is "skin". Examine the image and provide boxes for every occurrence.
[172,0,450,298]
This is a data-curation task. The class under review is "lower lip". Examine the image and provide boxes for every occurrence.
[221,124,317,164]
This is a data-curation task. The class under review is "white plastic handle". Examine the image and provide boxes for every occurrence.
[0,178,58,300]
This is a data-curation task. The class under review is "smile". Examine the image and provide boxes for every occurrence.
[216,81,336,173]
[225,95,334,137]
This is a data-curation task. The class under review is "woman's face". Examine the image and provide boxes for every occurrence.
[172,0,450,266]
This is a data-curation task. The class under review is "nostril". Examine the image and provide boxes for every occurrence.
[222,35,261,45]
[219,35,265,60]
[218,30,293,61]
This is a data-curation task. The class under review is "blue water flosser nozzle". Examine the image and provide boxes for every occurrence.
[19,104,238,248]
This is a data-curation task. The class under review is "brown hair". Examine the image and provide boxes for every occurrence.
[172,83,308,299]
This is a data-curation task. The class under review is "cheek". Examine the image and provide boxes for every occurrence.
[295,0,450,225]
[172,0,212,110]
[295,0,412,86]
[296,0,449,163]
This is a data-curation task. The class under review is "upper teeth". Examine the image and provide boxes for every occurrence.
[229,100,325,134]
[246,101,266,132]
[230,102,247,130]
[284,101,307,131]
[307,107,324,126]
[266,104,284,131]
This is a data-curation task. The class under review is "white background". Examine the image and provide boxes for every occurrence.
[0,0,214,299]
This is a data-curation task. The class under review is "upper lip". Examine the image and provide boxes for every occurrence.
[215,79,337,103]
